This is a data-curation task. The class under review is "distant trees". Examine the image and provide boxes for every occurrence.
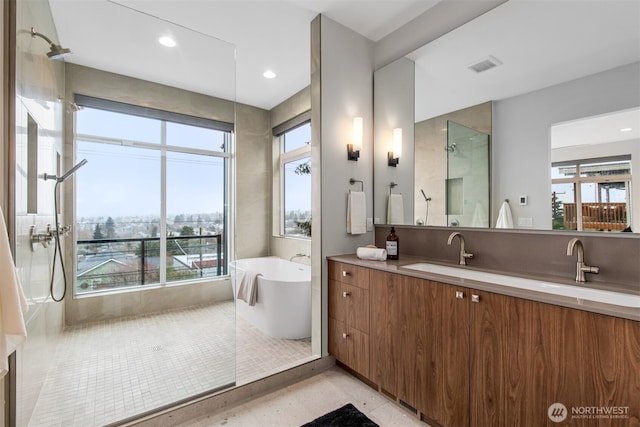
[105,217,116,238]
[180,225,195,236]
[93,224,104,239]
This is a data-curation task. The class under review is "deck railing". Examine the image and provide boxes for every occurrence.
[76,234,223,294]
[563,203,628,231]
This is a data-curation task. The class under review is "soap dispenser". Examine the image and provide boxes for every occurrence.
[386,226,399,260]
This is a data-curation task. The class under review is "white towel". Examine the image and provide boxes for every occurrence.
[356,247,387,261]
[387,194,404,224]
[495,200,514,228]
[472,201,488,228]
[347,191,367,234]
[237,271,262,306]
[0,206,28,378]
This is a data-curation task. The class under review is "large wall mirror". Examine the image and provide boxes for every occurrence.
[373,0,640,233]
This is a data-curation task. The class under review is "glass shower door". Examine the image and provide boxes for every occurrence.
[17,2,237,426]
[446,121,490,227]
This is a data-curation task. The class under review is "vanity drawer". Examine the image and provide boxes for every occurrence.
[329,261,369,289]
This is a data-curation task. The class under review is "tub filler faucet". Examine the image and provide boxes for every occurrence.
[289,253,309,262]
[566,238,600,283]
[447,232,474,265]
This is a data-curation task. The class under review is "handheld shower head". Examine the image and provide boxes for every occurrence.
[31,27,72,60]
[44,159,88,183]
[420,189,432,202]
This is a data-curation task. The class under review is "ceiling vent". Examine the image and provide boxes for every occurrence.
[468,55,502,73]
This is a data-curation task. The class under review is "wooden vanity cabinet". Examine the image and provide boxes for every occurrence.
[328,261,370,378]
[330,260,640,427]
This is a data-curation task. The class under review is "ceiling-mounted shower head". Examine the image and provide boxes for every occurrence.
[58,96,83,113]
[31,27,72,60]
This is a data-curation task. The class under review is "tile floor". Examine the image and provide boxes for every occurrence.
[178,365,429,427]
[27,301,312,427]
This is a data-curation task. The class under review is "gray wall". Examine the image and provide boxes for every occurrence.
[312,15,375,356]
[493,62,640,229]
[373,57,414,225]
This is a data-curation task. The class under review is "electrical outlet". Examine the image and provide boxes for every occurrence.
[518,217,533,227]
[366,218,373,231]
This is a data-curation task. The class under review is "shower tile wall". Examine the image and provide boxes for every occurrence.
[235,103,271,260]
[14,1,67,424]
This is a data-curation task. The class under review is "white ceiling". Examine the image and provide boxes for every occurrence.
[48,0,640,133]
[409,0,640,123]
[49,0,440,110]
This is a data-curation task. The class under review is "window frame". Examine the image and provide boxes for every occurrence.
[552,156,632,231]
[273,112,311,238]
[73,95,232,296]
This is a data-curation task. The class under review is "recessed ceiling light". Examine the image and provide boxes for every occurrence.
[263,70,276,79]
[620,127,632,132]
[158,36,176,47]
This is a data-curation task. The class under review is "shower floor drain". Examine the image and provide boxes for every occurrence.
[152,345,162,351]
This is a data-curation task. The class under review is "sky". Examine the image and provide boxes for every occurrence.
[75,107,310,218]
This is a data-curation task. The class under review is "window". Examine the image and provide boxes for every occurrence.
[552,157,632,231]
[74,95,231,295]
[277,117,311,237]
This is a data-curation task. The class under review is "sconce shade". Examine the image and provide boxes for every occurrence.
[388,127,402,167]
[348,116,363,161]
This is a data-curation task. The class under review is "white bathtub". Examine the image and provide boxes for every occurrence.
[231,257,311,339]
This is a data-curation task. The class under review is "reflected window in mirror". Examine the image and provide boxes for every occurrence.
[552,157,632,232]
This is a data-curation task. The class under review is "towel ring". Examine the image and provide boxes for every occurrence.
[349,178,363,192]
[389,182,400,195]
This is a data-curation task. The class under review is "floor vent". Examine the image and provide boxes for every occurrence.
[399,399,418,415]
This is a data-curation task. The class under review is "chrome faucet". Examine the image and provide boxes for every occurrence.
[566,238,600,283]
[447,232,474,265]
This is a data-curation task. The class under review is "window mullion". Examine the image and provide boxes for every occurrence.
[160,121,167,285]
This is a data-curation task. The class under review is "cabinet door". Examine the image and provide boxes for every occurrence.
[402,278,469,427]
[470,290,532,426]
[539,303,640,427]
[370,269,402,394]
[420,280,469,427]
[470,290,640,427]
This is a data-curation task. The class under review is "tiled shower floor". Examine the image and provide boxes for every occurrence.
[27,301,312,427]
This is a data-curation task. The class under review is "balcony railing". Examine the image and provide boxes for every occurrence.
[563,202,628,231]
[76,234,223,295]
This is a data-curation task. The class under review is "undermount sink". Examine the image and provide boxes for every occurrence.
[401,263,640,309]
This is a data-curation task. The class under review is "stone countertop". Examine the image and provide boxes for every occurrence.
[327,254,640,322]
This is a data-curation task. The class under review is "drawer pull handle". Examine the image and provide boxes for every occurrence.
[342,271,351,277]
[455,291,464,299]
[342,333,349,339]
[471,294,480,303]
[342,291,350,298]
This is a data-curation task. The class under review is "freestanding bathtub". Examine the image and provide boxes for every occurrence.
[231,257,311,339]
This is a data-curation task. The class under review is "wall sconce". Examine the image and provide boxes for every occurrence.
[388,128,402,167]
[348,117,362,161]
